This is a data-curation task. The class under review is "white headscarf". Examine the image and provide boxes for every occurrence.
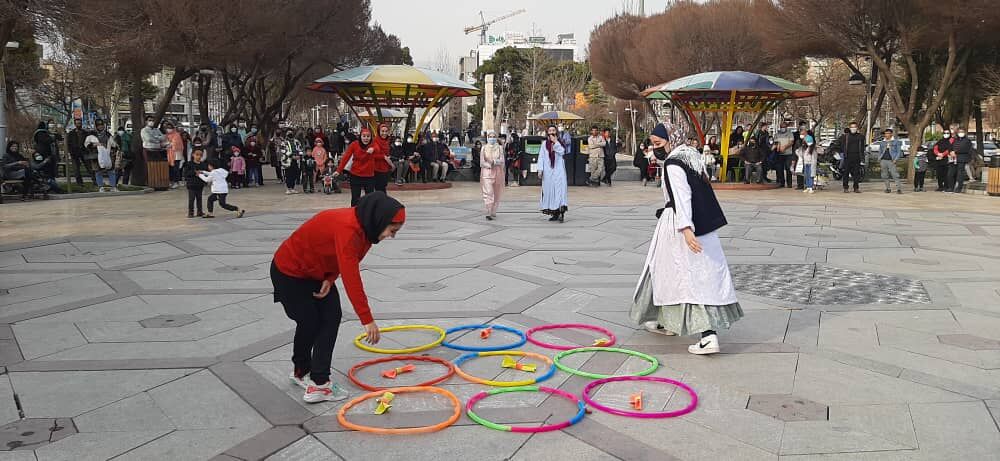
[667,144,705,174]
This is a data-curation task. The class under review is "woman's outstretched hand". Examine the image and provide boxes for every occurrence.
[362,322,380,344]
[313,280,332,299]
[682,228,702,254]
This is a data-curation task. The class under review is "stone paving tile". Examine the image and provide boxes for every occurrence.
[73,392,174,433]
[0,451,39,460]
[0,241,186,271]
[315,426,529,461]
[908,401,1000,460]
[10,369,195,418]
[510,431,617,461]
[112,426,270,461]
[148,370,269,430]
[264,435,341,461]
[0,273,114,321]
[0,375,19,426]
[32,430,169,461]
[779,404,916,455]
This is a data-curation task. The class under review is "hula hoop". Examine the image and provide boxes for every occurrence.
[553,347,658,379]
[467,385,586,432]
[441,324,527,352]
[348,355,456,391]
[353,324,446,354]
[525,323,617,350]
[337,386,461,435]
[582,376,698,418]
[453,351,556,387]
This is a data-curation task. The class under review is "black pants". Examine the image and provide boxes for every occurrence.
[71,154,95,186]
[953,161,968,192]
[302,169,315,192]
[275,164,283,181]
[207,193,238,213]
[778,156,794,187]
[270,261,342,385]
[935,163,949,190]
[349,174,375,206]
[946,163,958,191]
[842,162,862,190]
[915,171,926,189]
[374,172,390,192]
[284,167,299,190]
[187,187,203,214]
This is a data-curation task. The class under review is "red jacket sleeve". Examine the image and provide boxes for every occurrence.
[333,234,373,324]
[337,143,356,174]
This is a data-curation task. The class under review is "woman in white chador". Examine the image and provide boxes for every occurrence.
[537,124,568,222]
[631,122,742,355]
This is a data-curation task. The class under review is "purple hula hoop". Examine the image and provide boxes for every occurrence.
[582,376,698,418]
[525,323,617,350]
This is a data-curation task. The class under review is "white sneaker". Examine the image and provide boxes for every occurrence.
[169,183,178,189]
[290,372,309,389]
[285,189,294,195]
[643,321,676,336]
[688,334,720,355]
[303,381,349,403]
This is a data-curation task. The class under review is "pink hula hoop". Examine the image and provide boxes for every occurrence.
[582,376,698,418]
[525,323,617,350]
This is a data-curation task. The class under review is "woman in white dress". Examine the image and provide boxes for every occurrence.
[538,125,568,222]
[631,122,742,355]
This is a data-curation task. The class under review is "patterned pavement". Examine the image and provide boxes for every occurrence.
[1,189,1000,460]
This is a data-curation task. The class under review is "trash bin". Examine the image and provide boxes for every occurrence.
[573,136,593,186]
[520,136,543,186]
[988,155,1000,196]
[144,149,170,190]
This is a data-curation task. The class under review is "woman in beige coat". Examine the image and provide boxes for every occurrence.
[480,131,505,220]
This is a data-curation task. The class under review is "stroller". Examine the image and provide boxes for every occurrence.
[2,153,53,201]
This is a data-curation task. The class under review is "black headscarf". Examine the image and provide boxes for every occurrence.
[354,191,405,244]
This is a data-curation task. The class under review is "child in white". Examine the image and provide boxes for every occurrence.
[197,159,245,218]
[702,145,717,181]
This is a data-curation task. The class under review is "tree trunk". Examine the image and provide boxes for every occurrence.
[129,76,148,186]
[973,98,984,180]
[151,66,194,125]
[198,73,211,125]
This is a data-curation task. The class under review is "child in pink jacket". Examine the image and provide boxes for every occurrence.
[229,146,246,189]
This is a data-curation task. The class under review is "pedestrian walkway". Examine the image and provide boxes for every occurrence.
[0,182,998,460]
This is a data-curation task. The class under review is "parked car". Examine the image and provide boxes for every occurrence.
[867,138,910,159]
[972,140,999,158]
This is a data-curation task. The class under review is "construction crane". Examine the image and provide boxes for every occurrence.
[464,9,526,46]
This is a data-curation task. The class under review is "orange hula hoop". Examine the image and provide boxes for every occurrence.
[337,386,461,435]
[347,355,456,391]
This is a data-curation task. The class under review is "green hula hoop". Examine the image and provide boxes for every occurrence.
[552,347,659,379]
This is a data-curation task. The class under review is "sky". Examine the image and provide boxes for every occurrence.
[370,0,653,68]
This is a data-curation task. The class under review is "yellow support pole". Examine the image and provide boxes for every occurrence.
[719,90,737,183]
[413,88,446,143]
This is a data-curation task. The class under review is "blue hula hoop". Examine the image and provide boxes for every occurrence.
[442,324,527,352]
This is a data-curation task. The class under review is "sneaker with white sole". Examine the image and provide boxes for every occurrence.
[303,381,349,403]
[290,372,309,389]
[688,334,720,355]
[643,321,677,336]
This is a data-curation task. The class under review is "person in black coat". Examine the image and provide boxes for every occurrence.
[828,121,867,193]
[182,149,209,217]
[602,128,618,186]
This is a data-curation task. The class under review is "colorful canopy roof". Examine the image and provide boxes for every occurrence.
[528,111,584,121]
[642,71,816,105]
[307,65,481,108]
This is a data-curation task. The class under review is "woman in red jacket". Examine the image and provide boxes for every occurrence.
[337,127,376,206]
[270,191,405,403]
[373,123,392,193]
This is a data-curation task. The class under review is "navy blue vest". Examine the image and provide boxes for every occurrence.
[657,158,728,236]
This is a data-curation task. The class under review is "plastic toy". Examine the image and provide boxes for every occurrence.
[373,392,394,414]
[501,355,537,372]
[480,327,493,339]
[337,386,461,434]
[525,323,617,350]
[454,351,555,386]
[582,376,698,419]
[382,364,416,379]
[552,347,658,379]
[467,385,586,432]
[630,391,643,410]
[352,324,446,354]
[441,324,526,352]
[348,355,455,391]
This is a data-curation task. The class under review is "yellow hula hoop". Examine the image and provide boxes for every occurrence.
[453,350,556,387]
[353,324,446,354]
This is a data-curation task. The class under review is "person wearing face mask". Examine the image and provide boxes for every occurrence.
[952,128,973,193]
[931,130,952,191]
[631,122,741,355]
[337,127,377,205]
[163,121,184,189]
[391,136,408,185]
[828,121,866,193]
[602,128,618,186]
[271,192,404,403]
[797,134,818,193]
[221,124,244,160]
[876,129,903,194]
[372,123,393,192]
[32,121,59,181]
[114,126,132,185]
[480,131,505,220]
[236,120,248,143]
[586,125,607,187]
[418,133,447,183]
[244,132,262,187]
[538,125,569,222]
[66,118,95,187]
[140,115,169,187]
